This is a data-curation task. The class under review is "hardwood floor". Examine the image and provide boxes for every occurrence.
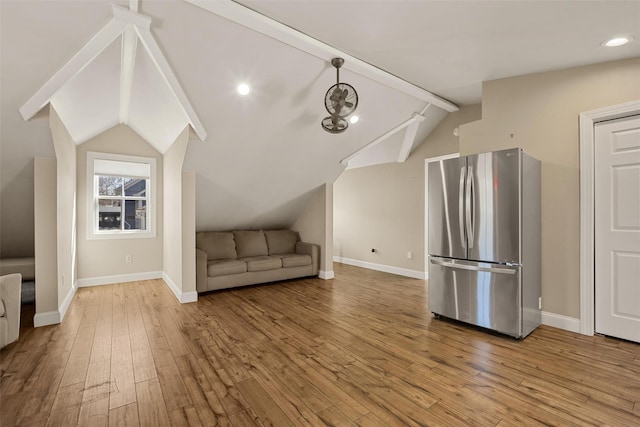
[1,263,639,426]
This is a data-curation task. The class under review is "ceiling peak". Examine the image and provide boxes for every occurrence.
[20,3,206,149]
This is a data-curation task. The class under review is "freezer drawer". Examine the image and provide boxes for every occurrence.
[428,257,522,337]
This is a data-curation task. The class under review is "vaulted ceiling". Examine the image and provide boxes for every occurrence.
[1,0,638,235]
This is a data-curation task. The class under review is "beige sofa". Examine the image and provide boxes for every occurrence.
[196,230,319,293]
[0,273,22,349]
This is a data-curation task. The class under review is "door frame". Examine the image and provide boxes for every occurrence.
[578,100,640,336]
[424,152,460,279]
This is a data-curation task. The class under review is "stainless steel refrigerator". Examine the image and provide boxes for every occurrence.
[428,148,541,338]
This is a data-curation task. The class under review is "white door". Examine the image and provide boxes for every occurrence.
[595,115,640,343]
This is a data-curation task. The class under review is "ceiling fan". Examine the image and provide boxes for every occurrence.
[321,58,358,134]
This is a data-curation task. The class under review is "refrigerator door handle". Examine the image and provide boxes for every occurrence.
[466,165,474,248]
[430,257,517,275]
[458,165,467,249]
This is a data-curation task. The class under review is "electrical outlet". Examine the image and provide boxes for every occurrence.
[538,297,542,310]
[126,254,132,263]
[407,251,413,259]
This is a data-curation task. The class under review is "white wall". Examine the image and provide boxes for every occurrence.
[49,106,77,310]
[76,125,163,282]
[182,170,196,295]
[162,126,193,300]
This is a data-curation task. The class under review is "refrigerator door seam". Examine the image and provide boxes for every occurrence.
[466,165,475,248]
[458,165,467,250]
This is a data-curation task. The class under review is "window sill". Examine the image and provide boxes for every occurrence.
[88,230,156,240]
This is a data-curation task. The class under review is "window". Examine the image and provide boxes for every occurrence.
[87,152,156,239]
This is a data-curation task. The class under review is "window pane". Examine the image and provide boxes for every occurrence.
[98,176,122,196]
[125,199,146,230]
[98,199,122,230]
[124,177,146,197]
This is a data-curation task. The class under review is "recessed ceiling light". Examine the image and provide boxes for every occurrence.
[349,115,359,124]
[603,36,632,47]
[237,83,250,95]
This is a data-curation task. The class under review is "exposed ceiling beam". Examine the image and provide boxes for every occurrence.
[21,4,207,144]
[134,24,207,142]
[341,103,432,166]
[129,0,139,13]
[19,17,128,121]
[397,114,425,163]
[112,4,150,29]
[119,26,138,125]
[397,105,430,162]
[184,0,458,112]
[341,115,418,166]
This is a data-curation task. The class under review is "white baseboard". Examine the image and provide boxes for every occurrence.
[76,271,163,287]
[59,281,77,322]
[34,310,60,327]
[319,270,334,280]
[33,281,78,327]
[180,291,198,303]
[334,256,427,280]
[541,311,581,333]
[162,272,198,303]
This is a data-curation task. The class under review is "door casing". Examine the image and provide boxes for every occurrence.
[579,100,640,336]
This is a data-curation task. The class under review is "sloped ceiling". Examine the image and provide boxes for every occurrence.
[236,0,640,106]
[1,0,638,243]
[19,4,205,154]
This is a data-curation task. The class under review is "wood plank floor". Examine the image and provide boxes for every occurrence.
[2,263,639,426]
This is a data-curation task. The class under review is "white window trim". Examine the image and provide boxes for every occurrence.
[87,151,157,240]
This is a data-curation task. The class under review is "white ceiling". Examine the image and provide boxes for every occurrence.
[236,0,640,106]
[1,0,638,235]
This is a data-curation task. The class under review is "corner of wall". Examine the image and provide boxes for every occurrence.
[291,183,334,278]
[162,126,193,300]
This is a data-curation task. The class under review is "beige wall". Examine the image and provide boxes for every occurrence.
[459,57,640,318]
[292,183,334,276]
[0,158,35,258]
[334,105,481,273]
[334,58,640,321]
[76,125,163,280]
[49,107,76,305]
[34,157,57,314]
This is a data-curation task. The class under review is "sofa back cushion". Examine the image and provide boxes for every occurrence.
[265,230,300,255]
[233,230,268,258]
[196,232,236,260]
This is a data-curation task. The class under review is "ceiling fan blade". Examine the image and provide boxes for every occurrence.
[344,101,353,109]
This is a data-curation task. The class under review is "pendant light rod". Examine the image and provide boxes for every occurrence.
[331,57,344,85]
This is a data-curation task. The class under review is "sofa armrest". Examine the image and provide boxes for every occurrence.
[0,273,22,348]
[296,242,319,275]
[196,249,208,293]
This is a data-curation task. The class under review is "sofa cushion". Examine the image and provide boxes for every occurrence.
[265,230,299,255]
[197,232,236,261]
[234,231,268,258]
[241,256,282,272]
[280,254,312,268]
[0,300,5,317]
[207,259,247,277]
